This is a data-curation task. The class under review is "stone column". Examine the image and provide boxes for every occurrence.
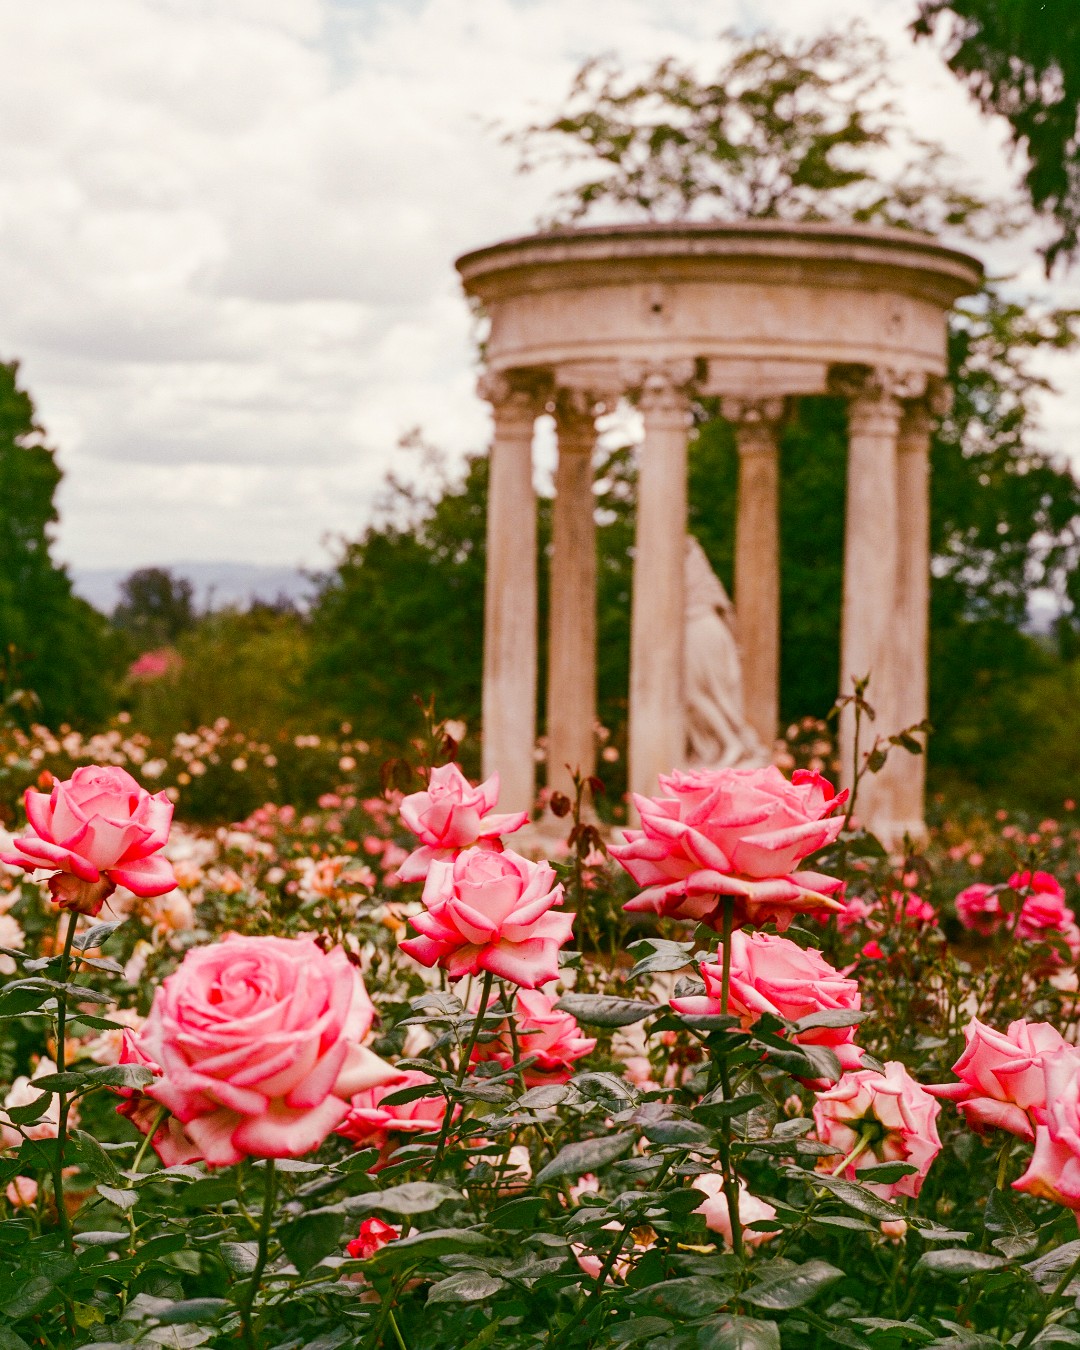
[722,396,786,750]
[833,366,912,834]
[479,372,545,815]
[546,390,598,796]
[882,389,940,840]
[629,364,695,803]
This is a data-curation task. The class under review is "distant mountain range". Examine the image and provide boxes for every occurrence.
[72,562,319,616]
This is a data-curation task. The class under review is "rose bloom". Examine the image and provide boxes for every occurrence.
[115,1032,203,1167]
[1011,872,1078,950]
[574,1223,657,1283]
[1013,1047,1080,1208]
[813,1062,942,1200]
[670,931,863,1074]
[471,990,596,1083]
[610,767,846,932]
[692,1174,779,1249]
[5,1176,37,1209]
[396,764,529,883]
[399,847,574,989]
[346,1217,400,1259]
[927,1017,1067,1140]
[337,1070,447,1160]
[0,1059,77,1150]
[955,883,1001,936]
[136,934,397,1166]
[0,766,176,915]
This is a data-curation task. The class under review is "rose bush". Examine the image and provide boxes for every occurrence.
[1,752,1080,1349]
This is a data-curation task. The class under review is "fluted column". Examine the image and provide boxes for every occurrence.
[833,366,911,833]
[882,389,939,840]
[629,364,695,803]
[547,391,598,796]
[479,372,546,815]
[723,396,786,750]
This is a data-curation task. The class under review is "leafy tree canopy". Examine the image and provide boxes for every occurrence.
[511,26,1015,239]
[914,0,1080,271]
[113,566,197,650]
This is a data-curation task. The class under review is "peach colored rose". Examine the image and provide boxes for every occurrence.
[670,931,862,1075]
[396,764,529,882]
[0,766,175,914]
[813,1062,942,1200]
[337,1070,447,1161]
[1013,1047,1080,1208]
[137,934,397,1166]
[927,1017,1066,1140]
[470,989,596,1083]
[692,1174,779,1249]
[611,767,845,931]
[399,847,574,988]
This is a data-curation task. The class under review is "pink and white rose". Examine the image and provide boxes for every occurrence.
[397,764,529,882]
[0,766,175,914]
[692,1174,779,1249]
[136,934,397,1166]
[337,1070,447,1155]
[813,1062,942,1200]
[399,847,574,989]
[1013,1047,1080,1208]
[927,1017,1066,1140]
[471,989,596,1083]
[611,767,846,931]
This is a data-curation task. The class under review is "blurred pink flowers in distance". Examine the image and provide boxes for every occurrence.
[470,989,596,1083]
[927,1016,1067,1140]
[399,847,574,988]
[135,934,397,1167]
[670,930,863,1075]
[0,765,176,914]
[127,648,182,682]
[813,1061,942,1200]
[955,870,1079,956]
[396,763,529,882]
[611,766,846,931]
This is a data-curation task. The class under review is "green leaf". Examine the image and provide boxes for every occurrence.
[279,1210,346,1275]
[743,1258,844,1310]
[555,993,657,1027]
[796,1170,904,1221]
[698,1315,781,1349]
[154,1299,231,1325]
[97,1184,138,1210]
[915,1249,1006,1277]
[0,1328,32,1349]
[984,1187,1035,1236]
[608,1317,674,1345]
[72,1129,123,1184]
[27,1071,85,1093]
[791,1010,867,1032]
[626,937,695,979]
[72,919,126,950]
[427,1270,505,1303]
[219,1242,258,1274]
[517,1084,569,1109]
[365,1227,490,1270]
[856,1162,918,1184]
[536,1131,635,1184]
[80,1063,155,1089]
[5,1094,52,1126]
[344,1182,459,1217]
[74,1230,125,1247]
[1025,1238,1080,1292]
[640,1118,713,1146]
[0,1275,59,1319]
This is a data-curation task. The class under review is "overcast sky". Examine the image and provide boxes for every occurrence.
[1,0,1077,574]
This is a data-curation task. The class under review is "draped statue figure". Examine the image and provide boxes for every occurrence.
[684,536,769,769]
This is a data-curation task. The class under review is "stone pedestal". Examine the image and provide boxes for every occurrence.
[546,392,598,796]
[724,396,785,750]
[480,375,543,815]
[629,367,693,803]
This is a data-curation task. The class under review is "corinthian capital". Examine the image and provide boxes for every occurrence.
[719,395,787,428]
[628,359,698,417]
[477,367,552,417]
[827,363,929,405]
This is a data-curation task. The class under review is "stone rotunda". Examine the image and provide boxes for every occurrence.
[455,221,983,842]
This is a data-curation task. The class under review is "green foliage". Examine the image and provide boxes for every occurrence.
[0,360,117,728]
[914,0,1080,270]
[112,568,197,651]
[512,27,1011,237]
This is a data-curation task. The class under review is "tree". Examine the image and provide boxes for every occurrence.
[511,27,1010,238]
[914,0,1080,271]
[112,567,197,650]
[0,360,115,727]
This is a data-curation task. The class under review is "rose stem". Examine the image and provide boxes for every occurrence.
[51,910,79,1254]
[239,1158,277,1350]
[716,894,744,1260]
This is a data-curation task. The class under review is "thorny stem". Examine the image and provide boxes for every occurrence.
[239,1159,277,1350]
[130,1105,168,1177]
[716,895,744,1261]
[52,913,79,1254]
[432,971,497,1176]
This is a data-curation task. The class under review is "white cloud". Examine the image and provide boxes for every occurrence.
[0,0,1074,572]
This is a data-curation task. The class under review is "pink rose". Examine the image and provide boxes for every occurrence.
[955,883,1001,935]
[692,1174,779,1249]
[1011,871,1077,946]
[611,767,846,931]
[813,1062,942,1200]
[136,934,397,1166]
[346,1217,400,1259]
[670,931,863,1075]
[337,1070,447,1156]
[114,1031,203,1168]
[0,766,175,914]
[396,764,529,882]
[1014,1048,1080,1208]
[471,990,596,1083]
[927,1017,1067,1140]
[399,847,574,988]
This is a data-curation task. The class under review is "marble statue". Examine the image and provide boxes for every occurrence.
[684,536,769,769]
